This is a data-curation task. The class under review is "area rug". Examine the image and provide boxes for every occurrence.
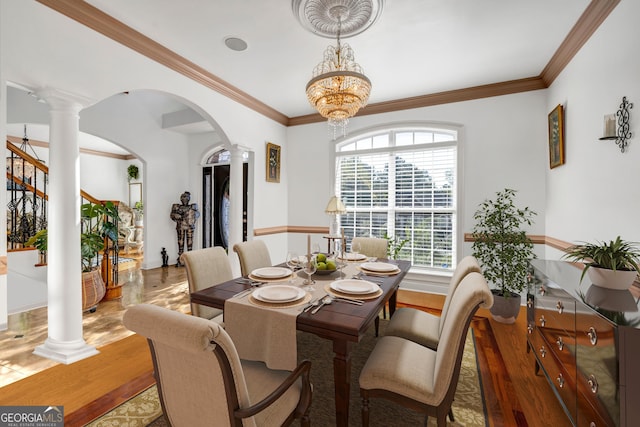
[88,321,487,427]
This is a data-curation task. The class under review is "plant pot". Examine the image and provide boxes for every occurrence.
[82,269,106,312]
[489,290,521,324]
[586,267,637,290]
[103,283,124,301]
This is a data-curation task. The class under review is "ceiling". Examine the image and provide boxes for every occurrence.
[80,0,592,121]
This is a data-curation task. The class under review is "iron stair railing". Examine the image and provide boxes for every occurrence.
[6,139,120,288]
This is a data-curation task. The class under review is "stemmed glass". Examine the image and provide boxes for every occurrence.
[301,255,317,290]
[286,251,300,272]
[286,251,300,284]
[335,240,347,278]
[351,240,362,259]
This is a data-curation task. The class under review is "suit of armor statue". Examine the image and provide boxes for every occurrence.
[170,191,199,266]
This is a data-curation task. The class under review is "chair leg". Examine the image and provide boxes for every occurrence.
[448,407,455,422]
[383,304,387,319]
[374,316,379,337]
[361,393,370,427]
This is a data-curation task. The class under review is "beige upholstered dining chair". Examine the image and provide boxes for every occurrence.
[384,255,482,349]
[351,236,388,259]
[359,271,493,426]
[123,304,312,427]
[181,246,231,323]
[233,240,272,277]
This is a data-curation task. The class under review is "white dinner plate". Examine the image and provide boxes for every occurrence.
[251,267,292,279]
[253,285,305,303]
[360,262,399,273]
[330,279,379,295]
[338,252,367,261]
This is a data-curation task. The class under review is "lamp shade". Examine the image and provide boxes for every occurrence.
[325,196,346,215]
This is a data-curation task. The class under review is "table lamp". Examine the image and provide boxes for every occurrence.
[325,196,346,236]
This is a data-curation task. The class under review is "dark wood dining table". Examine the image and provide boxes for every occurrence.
[190,259,411,427]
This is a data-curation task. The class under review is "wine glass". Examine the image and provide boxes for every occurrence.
[351,240,362,260]
[286,251,300,283]
[302,255,317,290]
[335,240,347,278]
[286,251,300,272]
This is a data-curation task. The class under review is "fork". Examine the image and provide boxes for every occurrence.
[233,282,264,298]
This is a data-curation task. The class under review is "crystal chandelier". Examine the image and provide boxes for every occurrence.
[305,6,371,138]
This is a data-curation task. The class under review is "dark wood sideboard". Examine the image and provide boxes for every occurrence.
[527,259,640,426]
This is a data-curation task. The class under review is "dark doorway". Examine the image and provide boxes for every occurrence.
[202,164,248,250]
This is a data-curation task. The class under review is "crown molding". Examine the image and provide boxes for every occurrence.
[540,0,620,86]
[36,0,289,126]
[37,0,617,127]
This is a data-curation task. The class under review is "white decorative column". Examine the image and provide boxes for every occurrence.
[228,144,245,276]
[33,88,98,363]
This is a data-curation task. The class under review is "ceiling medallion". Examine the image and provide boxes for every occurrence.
[292,0,384,39]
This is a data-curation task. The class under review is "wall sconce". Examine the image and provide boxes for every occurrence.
[599,96,633,152]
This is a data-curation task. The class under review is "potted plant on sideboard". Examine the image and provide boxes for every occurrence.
[563,236,640,290]
[471,188,537,324]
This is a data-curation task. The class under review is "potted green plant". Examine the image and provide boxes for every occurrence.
[26,201,120,310]
[133,200,144,225]
[127,164,139,182]
[563,236,640,290]
[471,188,537,324]
[26,228,48,265]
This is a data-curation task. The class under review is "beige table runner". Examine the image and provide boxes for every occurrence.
[224,261,387,371]
[225,273,324,371]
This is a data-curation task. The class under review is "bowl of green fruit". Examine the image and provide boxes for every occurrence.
[314,253,338,275]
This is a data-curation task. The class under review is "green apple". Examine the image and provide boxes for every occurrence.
[326,260,336,270]
[317,262,327,270]
[317,253,327,263]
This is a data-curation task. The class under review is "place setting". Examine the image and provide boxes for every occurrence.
[247,283,312,309]
[248,266,294,283]
[324,278,382,300]
[357,261,402,277]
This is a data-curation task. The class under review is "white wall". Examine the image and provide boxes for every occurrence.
[287,90,549,270]
[545,0,640,253]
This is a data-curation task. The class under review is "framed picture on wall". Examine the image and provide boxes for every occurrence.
[129,182,142,207]
[266,142,280,183]
[548,104,565,169]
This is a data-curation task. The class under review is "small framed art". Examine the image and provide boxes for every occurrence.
[548,104,565,169]
[266,142,281,183]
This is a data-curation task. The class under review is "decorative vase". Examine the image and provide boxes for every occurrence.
[489,290,521,324]
[586,267,637,290]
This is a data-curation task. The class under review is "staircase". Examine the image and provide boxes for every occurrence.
[6,139,121,292]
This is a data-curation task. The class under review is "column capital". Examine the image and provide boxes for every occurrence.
[32,87,94,112]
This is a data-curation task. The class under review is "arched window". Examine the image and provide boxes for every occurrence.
[335,126,460,270]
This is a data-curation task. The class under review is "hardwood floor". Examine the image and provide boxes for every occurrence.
[0,265,570,426]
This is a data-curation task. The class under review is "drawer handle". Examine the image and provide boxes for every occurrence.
[527,323,533,334]
[539,315,546,327]
[556,301,564,314]
[556,336,564,351]
[540,286,546,296]
[588,375,599,394]
[527,298,533,308]
[557,373,564,388]
[587,327,598,345]
[539,346,546,358]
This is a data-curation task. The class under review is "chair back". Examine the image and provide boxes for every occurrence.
[181,246,232,319]
[233,240,272,276]
[123,304,254,427]
[352,237,388,259]
[438,255,482,336]
[433,272,493,405]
